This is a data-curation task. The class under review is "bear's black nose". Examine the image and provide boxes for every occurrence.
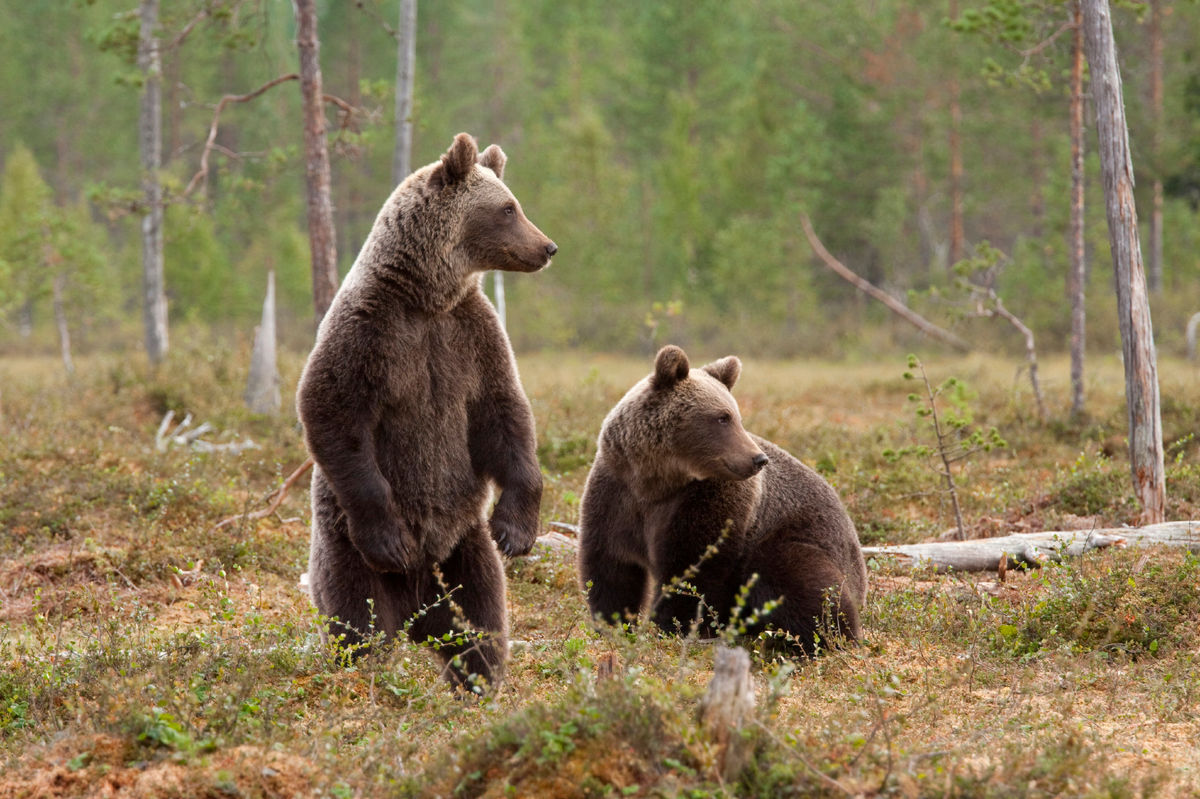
[545,241,558,257]
[752,453,769,471]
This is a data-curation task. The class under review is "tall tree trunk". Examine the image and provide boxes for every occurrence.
[1082,0,1165,524]
[948,0,965,268]
[392,0,417,185]
[295,0,339,326]
[1069,0,1087,418]
[139,0,168,365]
[1148,0,1164,294]
[52,273,74,376]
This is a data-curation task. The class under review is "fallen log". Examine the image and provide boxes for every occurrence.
[545,521,1200,574]
[862,521,1200,573]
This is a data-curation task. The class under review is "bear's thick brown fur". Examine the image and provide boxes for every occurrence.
[296,132,556,690]
[578,345,867,652]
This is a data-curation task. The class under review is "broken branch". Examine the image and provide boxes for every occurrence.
[799,213,971,352]
[209,456,314,533]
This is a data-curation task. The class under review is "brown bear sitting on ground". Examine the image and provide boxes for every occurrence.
[296,132,556,690]
[578,345,867,652]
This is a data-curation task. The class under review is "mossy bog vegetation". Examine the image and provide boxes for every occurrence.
[1,347,1199,797]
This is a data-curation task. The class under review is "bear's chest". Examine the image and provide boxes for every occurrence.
[641,479,759,569]
[384,315,484,407]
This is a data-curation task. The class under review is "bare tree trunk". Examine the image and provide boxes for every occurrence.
[294,0,339,326]
[245,271,281,414]
[1082,0,1165,524]
[1069,0,1087,418]
[52,274,74,376]
[493,272,506,331]
[139,0,168,366]
[800,213,971,352]
[948,0,966,268]
[392,0,416,185]
[1148,0,1164,294]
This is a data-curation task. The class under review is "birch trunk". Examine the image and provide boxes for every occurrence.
[294,0,339,326]
[139,0,168,366]
[392,0,416,185]
[1069,0,1087,418]
[1082,0,1165,524]
[493,272,506,332]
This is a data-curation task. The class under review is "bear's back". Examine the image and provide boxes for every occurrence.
[748,436,868,605]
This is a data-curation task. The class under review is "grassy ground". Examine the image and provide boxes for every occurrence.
[1,343,1198,797]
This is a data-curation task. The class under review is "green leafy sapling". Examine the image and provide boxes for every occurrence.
[884,355,1007,540]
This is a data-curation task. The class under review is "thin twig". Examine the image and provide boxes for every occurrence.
[353,0,399,41]
[184,72,363,198]
[1015,18,1077,63]
[165,6,210,50]
[184,73,300,198]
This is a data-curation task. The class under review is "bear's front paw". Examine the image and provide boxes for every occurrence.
[489,508,537,558]
[351,520,419,572]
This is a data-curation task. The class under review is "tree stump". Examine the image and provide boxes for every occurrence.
[698,645,756,784]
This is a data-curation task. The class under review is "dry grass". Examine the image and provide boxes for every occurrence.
[1,346,1198,797]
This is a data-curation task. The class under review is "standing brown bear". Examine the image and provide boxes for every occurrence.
[578,345,867,653]
[296,132,556,691]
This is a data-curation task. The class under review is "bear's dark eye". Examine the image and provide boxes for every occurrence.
[717,412,732,425]
[504,205,515,217]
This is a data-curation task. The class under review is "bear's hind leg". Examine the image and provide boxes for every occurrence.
[407,526,508,692]
[743,542,861,655]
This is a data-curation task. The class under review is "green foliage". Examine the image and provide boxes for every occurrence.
[993,550,1200,658]
[1047,451,1135,518]
[1,0,1199,354]
[0,143,112,339]
[0,142,55,311]
[883,355,1006,537]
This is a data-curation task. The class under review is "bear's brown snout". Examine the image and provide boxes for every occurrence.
[519,225,557,271]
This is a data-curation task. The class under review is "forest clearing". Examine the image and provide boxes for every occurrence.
[1,350,1198,797]
[5,0,1200,796]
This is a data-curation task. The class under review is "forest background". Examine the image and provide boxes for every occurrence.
[3,0,1199,362]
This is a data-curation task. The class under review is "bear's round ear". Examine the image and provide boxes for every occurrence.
[652,345,691,390]
[702,356,741,390]
[477,144,506,180]
[437,132,478,186]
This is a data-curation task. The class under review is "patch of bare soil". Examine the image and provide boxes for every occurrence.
[0,735,317,799]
